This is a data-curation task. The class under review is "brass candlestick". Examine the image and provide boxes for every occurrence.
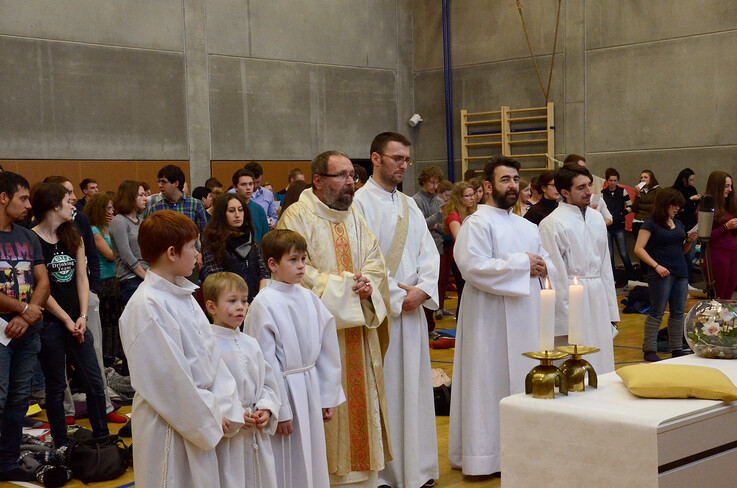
[555,345,599,392]
[522,350,570,399]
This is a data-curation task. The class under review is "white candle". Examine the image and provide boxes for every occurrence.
[568,277,584,345]
[539,278,555,351]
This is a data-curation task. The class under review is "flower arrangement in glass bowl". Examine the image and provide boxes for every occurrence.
[685,300,737,359]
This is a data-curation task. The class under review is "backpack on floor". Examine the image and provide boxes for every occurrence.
[656,327,690,353]
[434,384,452,416]
[67,430,130,484]
[621,285,650,314]
[432,368,452,416]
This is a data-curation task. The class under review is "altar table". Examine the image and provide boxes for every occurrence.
[500,355,737,487]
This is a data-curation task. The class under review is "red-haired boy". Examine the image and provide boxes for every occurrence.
[119,210,245,487]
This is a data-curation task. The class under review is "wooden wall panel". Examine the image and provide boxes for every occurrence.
[3,159,311,199]
[4,160,189,198]
[211,160,311,192]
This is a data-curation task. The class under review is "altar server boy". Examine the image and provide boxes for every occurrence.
[245,230,345,488]
[120,210,245,488]
[204,272,281,488]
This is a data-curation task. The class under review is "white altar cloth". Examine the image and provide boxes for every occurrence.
[500,355,737,488]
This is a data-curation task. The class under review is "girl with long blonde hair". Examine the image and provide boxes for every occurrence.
[443,182,476,238]
[513,178,531,216]
[443,182,476,306]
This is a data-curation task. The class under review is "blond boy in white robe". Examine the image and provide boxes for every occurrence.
[204,272,281,488]
[245,230,345,488]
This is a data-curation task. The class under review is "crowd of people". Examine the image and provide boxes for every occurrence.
[0,141,734,486]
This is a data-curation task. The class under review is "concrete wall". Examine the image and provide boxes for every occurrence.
[412,0,737,193]
[0,0,413,188]
[5,2,735,194]
[0,2,188,162]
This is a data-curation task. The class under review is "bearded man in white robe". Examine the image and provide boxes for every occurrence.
[277,150,393,488]
[539,163,619,374]
[448,156,556,476]
[353,132,440,488]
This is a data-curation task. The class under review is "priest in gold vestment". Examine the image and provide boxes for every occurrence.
[277,150,392,487]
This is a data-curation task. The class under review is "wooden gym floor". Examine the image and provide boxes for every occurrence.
[17,289,692,488]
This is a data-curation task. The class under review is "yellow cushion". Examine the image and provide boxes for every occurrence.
[617,364,737,401]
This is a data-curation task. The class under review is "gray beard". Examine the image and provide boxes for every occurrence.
[324,187,354,211]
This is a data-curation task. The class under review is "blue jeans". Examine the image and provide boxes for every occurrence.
[684,239,697,278]
[607,227,636,281]
[39,321,109,446]
[120,276,143,308]
[643,271,689,353]
[0,323,41,472]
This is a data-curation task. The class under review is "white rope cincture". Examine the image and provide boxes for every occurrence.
[281,435,286,488]
[245,407,264,488]
[280,431,293,488]
[160,424,172,488]
[252,438,262,488]
[281,362,315,378]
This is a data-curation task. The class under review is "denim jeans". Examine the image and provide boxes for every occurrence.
[39,321,109,446]
[0,323,41,472]
[87,292,113,413]
[684,239,697,278]
[607,227,636,281]
[120,276,143,308]
[643,271,689,353]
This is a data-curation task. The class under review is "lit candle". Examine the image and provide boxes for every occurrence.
[539,277,555,351]
[568,277,584,345]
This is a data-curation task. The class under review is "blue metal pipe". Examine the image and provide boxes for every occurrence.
[442,0,454,181]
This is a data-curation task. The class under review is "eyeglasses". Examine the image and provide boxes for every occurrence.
[319,172,356,182]
[157,179,170,185]
[380,154,414,166]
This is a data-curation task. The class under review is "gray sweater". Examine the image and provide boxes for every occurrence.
[412,190,444,254]
[110,214,149,282]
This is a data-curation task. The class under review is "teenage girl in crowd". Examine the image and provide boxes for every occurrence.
[513,178,531,217]
[201,193,269,303]
[443,182,477,307]
[634,188,697,362]
[84,193,123,362]
[671,168,700,274]
[632,169,661,238]
[31,182,109,446]
[703,171,737,299]
[110,180,148,308]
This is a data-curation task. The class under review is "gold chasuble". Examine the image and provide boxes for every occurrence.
[277,189,392,484]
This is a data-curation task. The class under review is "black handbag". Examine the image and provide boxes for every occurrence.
[67,432,130,484]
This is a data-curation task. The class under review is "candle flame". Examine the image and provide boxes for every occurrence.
[573,276,579,286]
[544,277,551,289]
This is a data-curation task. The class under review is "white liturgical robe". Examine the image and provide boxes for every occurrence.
[448,204,556,476]
[211,325,281,488]
[119,271,245,488]
[354,178,440,488]
[245,280,345,488]
[539,202,620,374]
[277,188,392,487]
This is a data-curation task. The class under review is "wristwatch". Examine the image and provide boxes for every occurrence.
[79,313,88,320]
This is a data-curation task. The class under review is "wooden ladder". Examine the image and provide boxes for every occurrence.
[461,102,555,177]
